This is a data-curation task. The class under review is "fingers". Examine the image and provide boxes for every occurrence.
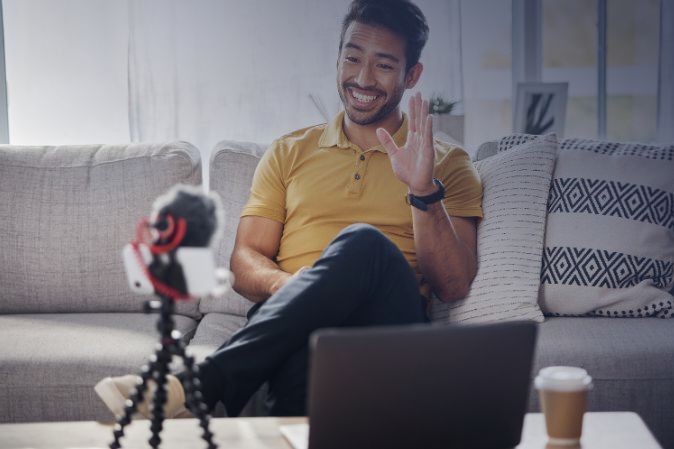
[376,127,399,156]
[408,92,429,138]
[293,266,310,278]
[424,112,434,150]
[419,97,428,135]
[408,94,417,133]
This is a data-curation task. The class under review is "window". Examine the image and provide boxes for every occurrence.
[542,0,598,139]
[461,0,513,152]
[526,0,664,142]
[606,0,659,142]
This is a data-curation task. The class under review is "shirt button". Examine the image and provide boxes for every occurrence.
[359,154,365,161]
[354,173,361,180]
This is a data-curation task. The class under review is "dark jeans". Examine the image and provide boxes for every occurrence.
[196,223,429,417]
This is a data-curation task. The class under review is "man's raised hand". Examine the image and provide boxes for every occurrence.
[376,92,436,196]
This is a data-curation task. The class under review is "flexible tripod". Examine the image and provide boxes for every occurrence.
[108,294,218,449]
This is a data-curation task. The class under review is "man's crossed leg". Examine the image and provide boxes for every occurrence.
[96,224,428,418]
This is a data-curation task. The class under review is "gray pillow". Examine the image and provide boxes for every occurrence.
[431,134,557,323]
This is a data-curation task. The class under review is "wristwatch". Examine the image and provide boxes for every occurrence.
[406,178,445,211]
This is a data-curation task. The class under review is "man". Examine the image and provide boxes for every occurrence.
[96,0,483,418]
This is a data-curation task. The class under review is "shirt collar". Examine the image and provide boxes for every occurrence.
[318,110,408,153]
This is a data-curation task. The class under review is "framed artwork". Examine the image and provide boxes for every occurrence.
[514,82,568,136]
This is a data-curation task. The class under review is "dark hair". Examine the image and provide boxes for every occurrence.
[339,0,429,71]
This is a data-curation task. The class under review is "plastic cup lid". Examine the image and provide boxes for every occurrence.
[534,366,593,392]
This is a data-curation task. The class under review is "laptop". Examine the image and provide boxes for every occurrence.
[281,321,537,449]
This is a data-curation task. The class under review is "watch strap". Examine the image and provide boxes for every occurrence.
[406,178,445,211]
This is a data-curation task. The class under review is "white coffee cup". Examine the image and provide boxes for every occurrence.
[535,366,593,446]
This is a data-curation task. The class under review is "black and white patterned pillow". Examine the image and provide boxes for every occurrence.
[498,134,674,318]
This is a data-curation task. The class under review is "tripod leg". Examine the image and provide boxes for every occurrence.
[109,363,155,449]
[148,345,172,449]
[174,342,218,449]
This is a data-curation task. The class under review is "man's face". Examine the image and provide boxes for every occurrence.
[337,21,410,126]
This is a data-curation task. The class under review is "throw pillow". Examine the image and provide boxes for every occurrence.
[431,134,558,323]
[498,135,674,318]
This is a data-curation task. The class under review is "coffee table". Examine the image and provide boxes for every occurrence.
[0,412,661,448]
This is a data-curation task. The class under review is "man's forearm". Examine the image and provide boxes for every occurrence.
[412,202,476,302]
[230,246,292,303]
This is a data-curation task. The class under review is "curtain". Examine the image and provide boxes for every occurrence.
[128,0,465,177]
[128,0,344,174]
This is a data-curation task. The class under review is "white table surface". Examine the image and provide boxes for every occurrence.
[0,412,662,449]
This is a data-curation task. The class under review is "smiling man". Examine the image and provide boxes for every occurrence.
[96,0,483,419]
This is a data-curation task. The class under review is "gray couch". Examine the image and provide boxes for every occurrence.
[1,140,672,448]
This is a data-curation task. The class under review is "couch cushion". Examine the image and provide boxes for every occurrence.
[186,312,248,362]
[0,313,198,422]
[203,141,267,316]
[432,134,557,323]
[0,142,202,318]
[533,317,674,448]
[535,317,674,380]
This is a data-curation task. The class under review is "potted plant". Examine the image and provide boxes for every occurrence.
[429,94,464,145]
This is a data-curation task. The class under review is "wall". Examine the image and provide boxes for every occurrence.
[4,0,129,145]
[4,0,464,166]
[4,0,665,164]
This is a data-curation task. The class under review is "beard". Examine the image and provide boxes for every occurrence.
[338,81,405,126]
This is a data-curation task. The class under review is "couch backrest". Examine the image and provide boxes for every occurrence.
[0,142,203,318]
[202,140,267,316]
[475,141,498,161]
[202,138,543,317]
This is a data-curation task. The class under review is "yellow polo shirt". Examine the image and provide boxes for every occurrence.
[241,111,483,298]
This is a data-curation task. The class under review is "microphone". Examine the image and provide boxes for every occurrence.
[122,184,231,301]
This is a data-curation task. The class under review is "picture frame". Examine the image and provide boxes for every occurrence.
[514,82,568,136]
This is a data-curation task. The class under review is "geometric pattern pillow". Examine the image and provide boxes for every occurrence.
[499,135,674,318]
[431,134,557,324]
